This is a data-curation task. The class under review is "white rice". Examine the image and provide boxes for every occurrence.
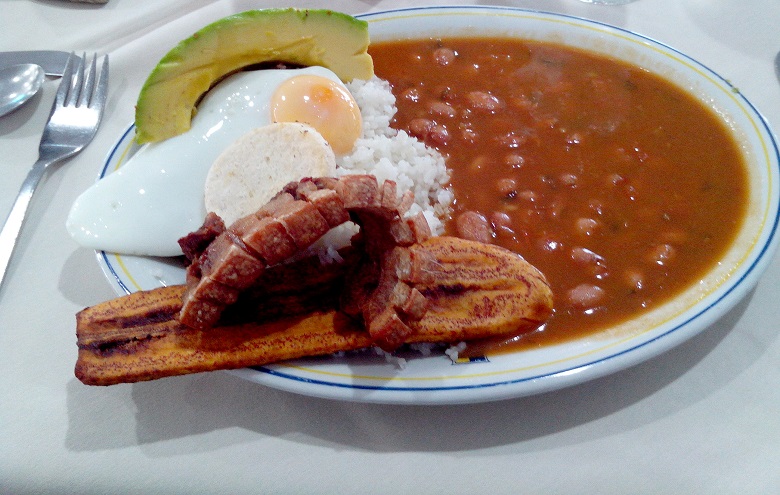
[305,76,452,264]
[444,341,468,362]
[337,76,452,235]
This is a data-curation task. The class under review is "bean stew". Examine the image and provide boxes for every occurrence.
[370,38,749,352]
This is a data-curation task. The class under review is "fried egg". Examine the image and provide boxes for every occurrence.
[67,66,361,257]
[271,74,362,154]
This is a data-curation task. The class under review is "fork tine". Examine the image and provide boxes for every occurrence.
[66,53,86,107]
[54,52,77,108]
[78,54,97,108]
[91,55,109,113]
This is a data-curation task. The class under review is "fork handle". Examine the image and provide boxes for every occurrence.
[0,158,55,290]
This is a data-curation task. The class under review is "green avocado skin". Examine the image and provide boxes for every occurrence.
[134,8,373,144]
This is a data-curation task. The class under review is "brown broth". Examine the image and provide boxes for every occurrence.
[369,38,749,352]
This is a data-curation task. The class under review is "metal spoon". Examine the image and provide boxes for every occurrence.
[0,64,44,117]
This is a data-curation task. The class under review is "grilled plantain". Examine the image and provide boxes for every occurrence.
[75,237,552,385]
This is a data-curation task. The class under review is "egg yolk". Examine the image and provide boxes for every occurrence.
[270,75,362,155]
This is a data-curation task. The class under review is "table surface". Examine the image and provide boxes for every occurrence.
[2,1,779,493]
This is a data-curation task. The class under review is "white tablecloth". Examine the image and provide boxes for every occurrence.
[2,1,779,493]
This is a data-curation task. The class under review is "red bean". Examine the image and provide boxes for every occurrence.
[570,247,608,278]
[497,131,528,148]
[459,122,478,143]
[490,211,513,232]
[571,246,602,264]
[517,190,537,203]
[456,211,493,244]
[400,87,420,103]
[428,101,457,118]
[538,237,562,253]
[466,91,503,111]
[427,125,451,146]
[433,47,457,66]
[567,283,605,309]
[439,86,457,102]
[559,173,578,187]
[647,243,676,266]
[408,118,434,140]
[608,173,638,200]
[624,268,645,291]
[575,217,600,237]
[408,118,450,146]
[566,132,584,145]
[496,178,518,197]
[510,94,535,111]
[505,153,525,169]
[587,199,605,216]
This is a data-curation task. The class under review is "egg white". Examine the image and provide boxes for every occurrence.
[67,66,346,257]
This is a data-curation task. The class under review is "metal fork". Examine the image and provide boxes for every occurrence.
[0,52,108,290]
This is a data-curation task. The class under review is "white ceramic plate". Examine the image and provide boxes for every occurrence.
[96,6,779,404]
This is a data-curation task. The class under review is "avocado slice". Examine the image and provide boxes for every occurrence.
[134,8,374,144]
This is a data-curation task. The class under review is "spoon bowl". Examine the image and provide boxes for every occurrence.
[0,64,44,117]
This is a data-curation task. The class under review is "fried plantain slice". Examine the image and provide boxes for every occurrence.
[75,237,553,385]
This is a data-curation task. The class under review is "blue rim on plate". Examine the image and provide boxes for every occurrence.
[95,6,780,405]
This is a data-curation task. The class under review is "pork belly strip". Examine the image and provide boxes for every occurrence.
[178,211,225,262]
[221,247,358,324]
[75,237,553,386]
[179,175,430,342]
[178,176,374,330]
